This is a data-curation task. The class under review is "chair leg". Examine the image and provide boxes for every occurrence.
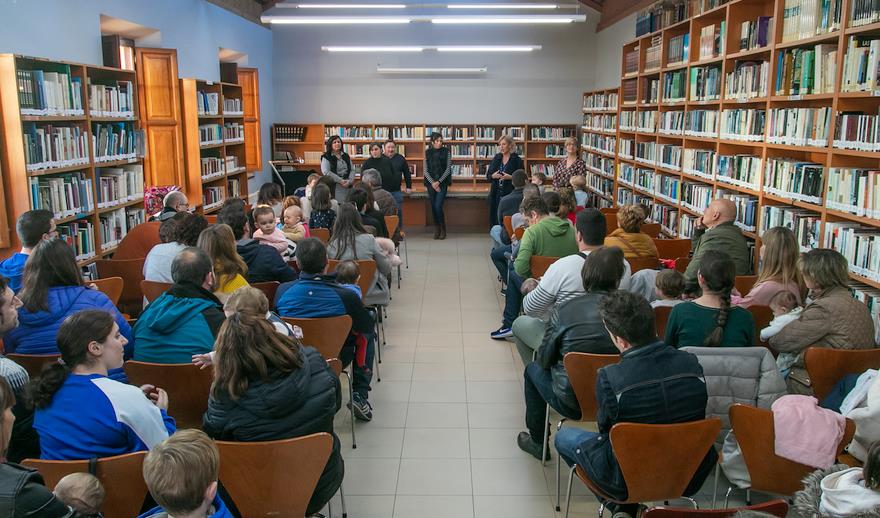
[564,465,576,518]
[598,502,605,518]
[724,486,735,509]
[340,481,348,518]
[682,496,698,509]
[344,371,357,449]
[746,489,751,506]
[541,404,550,466]
[712,463,720,509]
[403,237,408,268]
[555,418,568,512]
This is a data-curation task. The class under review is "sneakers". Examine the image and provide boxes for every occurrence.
[349,393,373,422]
[490,326,513,339]
[517,431,550,461]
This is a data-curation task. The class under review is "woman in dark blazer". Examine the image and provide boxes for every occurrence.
[320,135,354,202]
[486,134,525,227]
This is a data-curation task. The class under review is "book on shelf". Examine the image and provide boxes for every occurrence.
[762,205,820,250]
[624,48,640,75]
[834,110,880,151]
[841,37,880,92]
[530,127,573,140]
[684,109,719,137]
[763,158,825,204]
[93,122,140,162]
[658,144,682,170]
[89,81,134,118]
[656,173,680,203]
[698,21,725,60]
[636,0,690,37]
[96,165,144,208]
[22,123,89,171]
[450,144,474,158]
[223,97,242,115]
[680,213,699,238]
[720,108,766,142]
[197,91,219,116]
[530,163,556,177]
[584,114,617,133]
[303,151,323,163]
[16,64,84,116]
[689,65,721,101]
[99,207,136,251]
[543,145,564,158]
[851,0,880,27]
[740,16,773,51]
[781,0,842,43]
[776,44,837,95]
[201,157,225,179]
[652,203,679,235]
[203,186,225,208]
[850,283,880,344]
[618,138,634,159]
[644,78,660,103]
[659,110,685,135]
[228,177,241,198]
[29,172,94,218]
[475,126,496,140]
[223,122,244,141]
[717,154,761,189]
[717,191,758,231]
[725,61,769,99]
[635,168,658,195]
[57,220,95,261]
[393,126,425,140]
[637,110,657,132]
[502,127,524,141]
[635,141,657,165]
[667,33,689,65]
[824,221,880,280]
[425,126,453,139]
[343,144,369,157]
[620,111,637,131]
[225,155,243,173]
[767,107,831,147]
[646,36,663,70]
[827,168,880,218]
[683,181,713,212]
[274,125,307,142]
[622,80,638,104]
[683,148,716,180]
[662,69,687,103]
[199,124,223,145]
[325,126,373,140]
[450,164,475,178]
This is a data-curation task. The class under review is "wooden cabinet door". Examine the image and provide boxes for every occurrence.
[136,48,184,188]
[238,67,262,172]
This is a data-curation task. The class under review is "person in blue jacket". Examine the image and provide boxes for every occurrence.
[0,209,55,293]
[2,238,133,382]
[134,247,225,364]
[31,310,176,460]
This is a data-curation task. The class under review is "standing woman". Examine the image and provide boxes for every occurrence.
[424,132,453,240]
[486,135,525,227]
[321,135,354,203]
[732,226,804,307]
[553,136,587,190]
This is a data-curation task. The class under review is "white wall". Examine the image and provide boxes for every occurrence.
[0,0,275,187]
[592,13,638,91]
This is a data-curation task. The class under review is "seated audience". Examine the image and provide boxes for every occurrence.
[490,183,540,284]
[197,224,250,302]
[134,247,225,363]
[651,269,685,308]
[203,313,343,516]
[144,212,208,283]
[762,290,803,377]
[54,472,105,517]
[155,191,189,222]
[491,195,578,339]
[770,249,876,395]
[604,204,658,259]
[0,209,54,292]
[554,291,717,518]
[327,204,392,307]
[556,187,578,225]
[361,169,398,218]
[33,310,175,459]
[3,238,133,381]
[684,198,752,291]
[513,209,631,363]
[281,203,309,244]
[217,198,295,284]
[665,250,756,348]
[794,441,880,517]
[301,175,340,222]
[0,376,81,517]
[255,182,283,218]
[517,247,623,460]
[252,206,294,259]
[570,174,588,208]
[491,169,528,248]
[275,238,375,421]
[349,187,389,238]
[308,183,337,233]
[139,429,232,518]
[732,226,803,307]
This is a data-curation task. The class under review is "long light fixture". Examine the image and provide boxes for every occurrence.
[321,45,540,52]
[447,3,558,8]
[377,66,487,74]
[322,45,425,52]
[293,3,407,7]
[437,45,540,52]
[431,14,583,23]
[263,15,412,24]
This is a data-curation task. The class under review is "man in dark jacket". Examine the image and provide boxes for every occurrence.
[383,138,412,218]
[554,290,717,517]
[217,198,296,284]
[134,247,226,363]
[493,169,528,247]
[150,191,188,222]
[275,238,376,421]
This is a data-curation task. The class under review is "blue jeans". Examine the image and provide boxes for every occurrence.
[555,428,598,467]
[489,225,504,249]
[491,244,511,280]
[503,265,524,327]
[428,183,448,225]
[391,190,404,225]
[524,362,582,440]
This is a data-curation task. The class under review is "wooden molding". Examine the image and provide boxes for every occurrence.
[597,0,654,31]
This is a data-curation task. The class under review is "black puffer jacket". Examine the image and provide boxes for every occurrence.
[203,346,343,513]
[537,291,618,414]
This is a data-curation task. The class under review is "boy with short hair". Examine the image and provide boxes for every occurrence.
[569,174,588,208]
[0,209,55,292]
[530,171,547,194]
[651,269,685,308]
[139,429,232,518]
[294,172,321,199]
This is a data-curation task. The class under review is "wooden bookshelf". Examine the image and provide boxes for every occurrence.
[581,87,621,209]
[600,0,880,289]
[0,54,145,269]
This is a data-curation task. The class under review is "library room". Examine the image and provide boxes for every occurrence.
[1,0,880,517]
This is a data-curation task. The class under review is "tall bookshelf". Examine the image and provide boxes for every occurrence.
[0,54,145,269]
[581,87,620,209]
[271,123,577,193]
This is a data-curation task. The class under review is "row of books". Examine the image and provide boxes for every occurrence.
[690,65,722,101]
[763,158,825,204]
[273,125,307,142]
[638,110,657,132]
[325,126,373,140]
[826,168,880,219]
[841,36,880,92]
[228,178,242,198]
[530,164,557,177]
[635,0,690,37]
[58,221,96,261]
[88,81,134,118]
[93,122,139,162]
[683,148,715,180]
[680,213,700,238]
[530,127,574,140]
[199,124,223,145]
[544,145,565,158]
[682,181,713,213]
[851,0,880,27]
[739,16,773,52]
[620,111,636,131]
[720,108,766,142]
[454,128,473,140]
[645,36,663,71]
[223,98,242,115]
[223,123,244,142]
[449,145,474,158]
[17,66,84,116]
[656,174,681,204]
[850,283,880,344]
[476,144,523,157]
[652,203,679,235]
[663,70,687,103]
[644,78,660,104]
[99,207,144,251]
[725,61,769,99]
[587,174,615,198]
[391,126,424,140]
[660,111,685,135]
[717,154,761,190]
[197,91,219,116]
[684,109,719,137]
[29,172,93,218]
[204,187,225,209]
[582,134,616,155]
[623,79,638,104]
[96,166,143,208]
[635,141,657,165]
[761,205,820,251]
[619,138,633,159]
[225,156,242,174]
[22,123,89,171]
[585,152,615,178]
[825,221,880,281]
[624,48,639,76]
[767,107,832,147]
[201,157,225,179]
[834,111,880,151]
[776,45,837,95]
[698,21,725,61]
[781,0,842,43]
[668,33,689,65]
[451,164,475,178]
[659,144,682,170]
[720,192,759,231]
[583,114,617,133]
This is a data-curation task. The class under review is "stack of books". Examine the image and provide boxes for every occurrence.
[763,158,825,204]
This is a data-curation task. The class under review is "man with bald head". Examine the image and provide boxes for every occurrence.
[684,198,752,291]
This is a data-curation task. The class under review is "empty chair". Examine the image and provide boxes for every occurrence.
[530,255,559,279]
[628,256,660,273]
[804,347,880,400]
[734,275,758,298]
[23,451,148,518]
[113,221,160,260]
[251,281,280,305]
[96,258,146,317]
[643,500,788,518]
[91,277,124,307]
[140,280,173,304]
[311,227,330,244]
[6,353,60,379]
[123,361,213,429]
[653,238,692,260]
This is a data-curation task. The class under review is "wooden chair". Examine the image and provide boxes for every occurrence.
[530,255,559,279]
[91,276,124,307]
[805,347,880,400]
[140,280,173,304]
[734,275,758,298]
[605,212,618,235]
[113,221,160,260]
[641,223,661,238]
[599,207,619,215]
[311,227,330,244]
[654,305,673,339]
[205,214,218,224]
[727,404,855,505]
[123,362,213,429]
[746,305,773,345]
[564,418,722,517]
[383,215,402,288]
[96,258,146,317]
[326,259,377,304]
[23,451,148,518]
[553,353,620,510]
[674,256,691,273]
[282,315,358,448]
[643,500,788,518]
[628,256,660,273]
[503,215,514,239]
[514,226,526,241]
[252,281,280,305]
[6,353,61,379]
[653,238,692,260]
[216,433,333,518]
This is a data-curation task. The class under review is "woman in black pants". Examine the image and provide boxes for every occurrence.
[424,132,452,240]
[486,134,524,227]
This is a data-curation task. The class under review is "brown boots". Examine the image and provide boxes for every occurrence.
[439,223,447,240]
[434,225,441,239]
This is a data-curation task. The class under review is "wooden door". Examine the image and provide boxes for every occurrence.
[238,67,262,172]
[136,48,184,189]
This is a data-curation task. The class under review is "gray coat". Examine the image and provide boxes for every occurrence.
[327,233,391,306]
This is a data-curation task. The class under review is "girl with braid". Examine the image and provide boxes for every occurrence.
[664,249,756,348]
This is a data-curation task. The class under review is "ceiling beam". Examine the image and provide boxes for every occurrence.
[578,0,602,12]
[597,0,653,31]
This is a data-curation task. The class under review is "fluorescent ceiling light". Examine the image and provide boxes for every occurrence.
[377,66,487,74]
[437,45,540,52]
[294,3,406,7]
[447,3,558,8]
[322,45,540,52]
[262,16,412,23]
[323,46,425,52]
[432,14,583,23]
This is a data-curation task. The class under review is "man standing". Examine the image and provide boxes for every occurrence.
[685,198,751,291]
[0,210,56,292]
[383,139,412,220]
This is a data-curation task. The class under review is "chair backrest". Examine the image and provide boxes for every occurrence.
[746,305,773,345]
[216,432,333,518]
[6,353,61,379]
[205,214,218,224]
[563,353,620,421]
[123,362,213,429]
[282,315,353,360]
[514,226,526,241]
[327,358,342,377]
[674,256,691,273]
[529,255,559,278]
[23,451,148,518]
[92,277,124,307]
[654,305,673,338]
[327,259,377,301]
[252,281,280,305]
[641,223,661,238]
[643,500,789,518]
[805,347,880,400]
[734,275,758,298]
[311,227,330,244]
[628,256,660,273]
[729,404,855,496]
[599,207,619,215]
[141,280,173,304]
[653,238,692,260]
[605,212,618,234]
[113,221,161,260]
[611,418,721,503]
[384,215,399,237]
[503,215,514,238]
[96,258,146,316]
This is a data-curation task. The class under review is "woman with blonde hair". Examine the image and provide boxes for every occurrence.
[603,204,658,259]
[553,135,587,190]
[486,134,524,228]
[732,226,804,307]
[197,224,249,302]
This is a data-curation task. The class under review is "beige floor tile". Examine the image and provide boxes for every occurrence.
[470,428,530,459]
[396,458,473,495]
[414,347,464,364]
[417,331,464,347]
[337,427,405,459]
[465,362,520,382]
[324,494,395,518]
[405,402,470,428]
[473,495,557,518]
[411,362,466,382]
[468,402,526,429]
[464,345,516,364]
[342,458,401,495]
[381,346,416,363]
[402,428,470,458]
[467,381,527,403]
[371,380,412,403]
[393,496,474,518]
[410,380,467,403]
[471,458,550,496]
[376,362,414,381]
[358,401,408,429]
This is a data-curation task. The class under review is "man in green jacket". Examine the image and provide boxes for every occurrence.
[684,198,752,292]
[492,196,577,339]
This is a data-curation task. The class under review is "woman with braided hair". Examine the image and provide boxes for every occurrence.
[664,249,756,348]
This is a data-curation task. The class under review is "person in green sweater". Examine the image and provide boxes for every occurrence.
[685,198,752,293]
[665,249,756,348]
[492,195,577,339]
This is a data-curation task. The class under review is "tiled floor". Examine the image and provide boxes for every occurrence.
[323,231,746,518]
